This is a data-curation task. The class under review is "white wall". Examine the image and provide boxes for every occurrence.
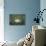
[0,0,4,42]
[40,0,46,27]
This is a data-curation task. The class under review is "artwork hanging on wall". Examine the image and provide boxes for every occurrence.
[9,14,26,25]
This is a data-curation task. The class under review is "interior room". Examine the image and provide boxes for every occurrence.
[0,0,46,46]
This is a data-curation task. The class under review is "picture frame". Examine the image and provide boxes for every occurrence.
[9,14,26,25]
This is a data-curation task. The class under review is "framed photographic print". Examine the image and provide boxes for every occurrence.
[9,14,25,25]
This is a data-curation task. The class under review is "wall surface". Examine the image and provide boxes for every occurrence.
[4,0,40,42]
[40,0,46,26]
[0,0,4,42]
